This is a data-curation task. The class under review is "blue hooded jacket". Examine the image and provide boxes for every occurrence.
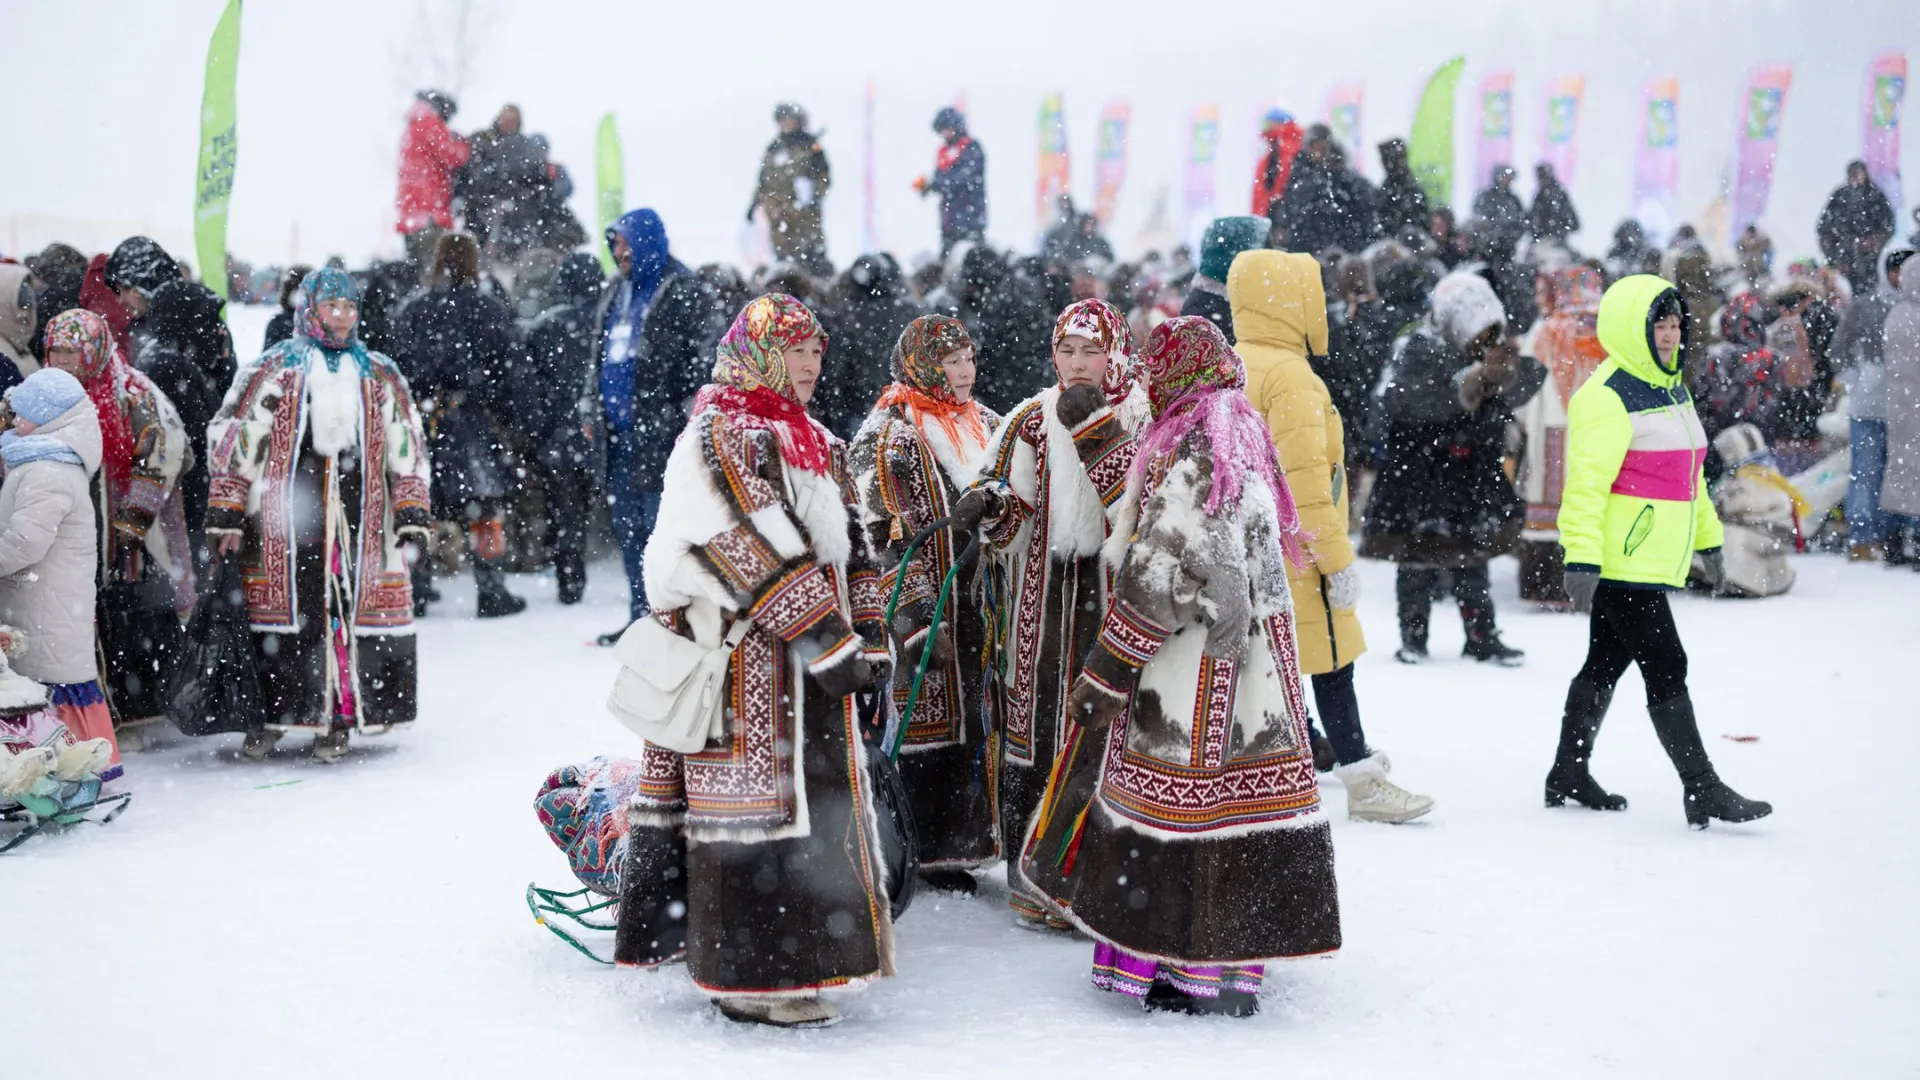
[600,209,688,433]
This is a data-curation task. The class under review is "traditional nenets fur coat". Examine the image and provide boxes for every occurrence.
[617,294,897,1001]
[962,299,1149,926]
[206,270,432,734]
[849,315,1003,870]
[1022,318,1341,1004]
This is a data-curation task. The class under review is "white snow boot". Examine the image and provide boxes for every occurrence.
[53,738,113,783]
[715,995,842,1029]
[0,747,57,802]
[1333,754,1434,824]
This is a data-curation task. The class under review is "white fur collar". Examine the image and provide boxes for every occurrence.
[304,360,363,458]
[1037,385,1112,559]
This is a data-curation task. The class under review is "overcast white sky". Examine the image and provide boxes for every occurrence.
[1,0,1913,271]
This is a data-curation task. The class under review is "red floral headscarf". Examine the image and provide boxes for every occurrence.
[693,293,835,474]
[41,308,139,494]
[1051,298,1138,407]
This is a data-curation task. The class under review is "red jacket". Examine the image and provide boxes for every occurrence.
[1250,120,1303,219]
[396,101,471,234]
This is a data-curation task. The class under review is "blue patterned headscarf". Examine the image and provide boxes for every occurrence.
[294,267,371,374]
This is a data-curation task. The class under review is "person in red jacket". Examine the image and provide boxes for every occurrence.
[396,90,469,276]
[1250,108,1303,223]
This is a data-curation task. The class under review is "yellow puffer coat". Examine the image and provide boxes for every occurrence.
[1228,249,1365,674]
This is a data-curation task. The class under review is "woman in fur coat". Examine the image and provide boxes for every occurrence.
[206,269,434,763]
[951,298,1148,930]
[849,315,1002,892]
[1024,317,1340,1017]
[616,294,894,1030]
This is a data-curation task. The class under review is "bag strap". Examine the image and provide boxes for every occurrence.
[720,616,752,650]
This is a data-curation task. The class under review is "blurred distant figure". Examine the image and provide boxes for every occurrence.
[915,107,987,257]
[517,253,606,604]
[1250,108,1304,220]
[1817,160,1895,295]
[751,103,832,276]
[396,90,470,276]
[1375,138,1431,239]
[1181,215,1268,342]
[0,264,37,390]
[1472,166,1528,252]
[1277,124,1377,256]
[817,254,923,438]
[461,105,548,259]
[1736,225,1774,290]
[1040,197,1113,265]
[1604,221,1656,282]
[263,265,311,351]
[1529,162,1580,244]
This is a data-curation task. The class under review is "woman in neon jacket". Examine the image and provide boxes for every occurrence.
[1549,275,1771,829]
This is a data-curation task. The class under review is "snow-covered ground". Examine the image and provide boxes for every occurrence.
[11,543,1917,1077]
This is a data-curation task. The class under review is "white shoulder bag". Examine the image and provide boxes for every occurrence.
[606,616,753,754]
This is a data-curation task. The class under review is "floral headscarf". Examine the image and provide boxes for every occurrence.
[1132,317,1301,563]
[877,315,991,455]
[1545,266,1604,317]
[693,293,835,474]
[294,266,372,374]
[1051,298,1138,407]
[41,308,139,494]
[1536,267,1608,408]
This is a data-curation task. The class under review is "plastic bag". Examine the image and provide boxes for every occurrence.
[166,558,265,737]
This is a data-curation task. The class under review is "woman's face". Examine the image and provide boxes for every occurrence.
[46,346,87,379]
[318,299,358,341]
[1052,334,1106,388]
[1652,314,1683,371]
[783,334,824,405]
[11,411,37,435]
[938,345,976,403]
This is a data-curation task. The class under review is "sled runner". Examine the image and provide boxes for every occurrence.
[880,516,981,760]
[0,783,132,854]
[525,883,618,965]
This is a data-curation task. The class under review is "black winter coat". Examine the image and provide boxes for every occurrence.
[929,137,988,239]
[817,279,923,439]
[941,250,1054,412]
[1362,329,1544,566]
[1179,283,1235,343]
[1279,157,1377,255]
[393,284,520,514]
[1317,298,1397,430]
[135,339,225,549]
[1376,168,1431,238]
[588,271,725,493]
[518,297,600,469]
[1471,187,1528,246]
[1529,179,1581,241]
[1817,181,1896,263]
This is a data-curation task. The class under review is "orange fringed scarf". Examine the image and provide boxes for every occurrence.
[874,383,991,460]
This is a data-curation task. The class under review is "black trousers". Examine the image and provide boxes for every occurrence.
[1309,663,1371,767]
[1573,586,1689,708]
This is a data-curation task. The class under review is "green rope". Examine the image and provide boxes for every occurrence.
[879,518,978,762]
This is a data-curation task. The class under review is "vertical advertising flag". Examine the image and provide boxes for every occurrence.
[594,113,624,274]
[1730,65,1794,244]
[194,0,242,299]
[1409,56,1466,207]
[1327,84,1364,165]
[1475,72,1514,193]
[1632,77,1681,243]
[1037,92,1070,241]
[1183,104,1221,247]
[1092,101,1131,227]
[1540,75,1586,185]
[1863,51,1907,218]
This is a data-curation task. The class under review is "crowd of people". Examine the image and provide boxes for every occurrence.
[5,90,1916,1029]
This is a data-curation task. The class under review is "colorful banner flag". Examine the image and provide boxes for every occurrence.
[1539,75,1586,185]
[1474,72,1514,194]
[1036,92,1070,241]
[1182,104,1221,247]
[1092,101,1131,227]
[1730,65,1794,245]
[1632,77,1681,243]
[1409,56,1466,208]
[862,79,878,253]
[1327,84,1364,165]
[193,0,242,299]
[594,113,624,274]
[1863,51,1907,218]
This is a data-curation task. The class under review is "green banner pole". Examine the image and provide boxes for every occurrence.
[194,0,243,299]
[596,113,625,273]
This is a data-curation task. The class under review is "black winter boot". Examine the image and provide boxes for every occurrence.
[473,559,527,618]
[555,555,586,606]
[1459,604,1524,666]
[1394,588,1430,664]
[1647,695,1772,829]
[1545,680,1628,810]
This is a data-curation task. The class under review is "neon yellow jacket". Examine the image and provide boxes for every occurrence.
[1559,275,1724,589]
